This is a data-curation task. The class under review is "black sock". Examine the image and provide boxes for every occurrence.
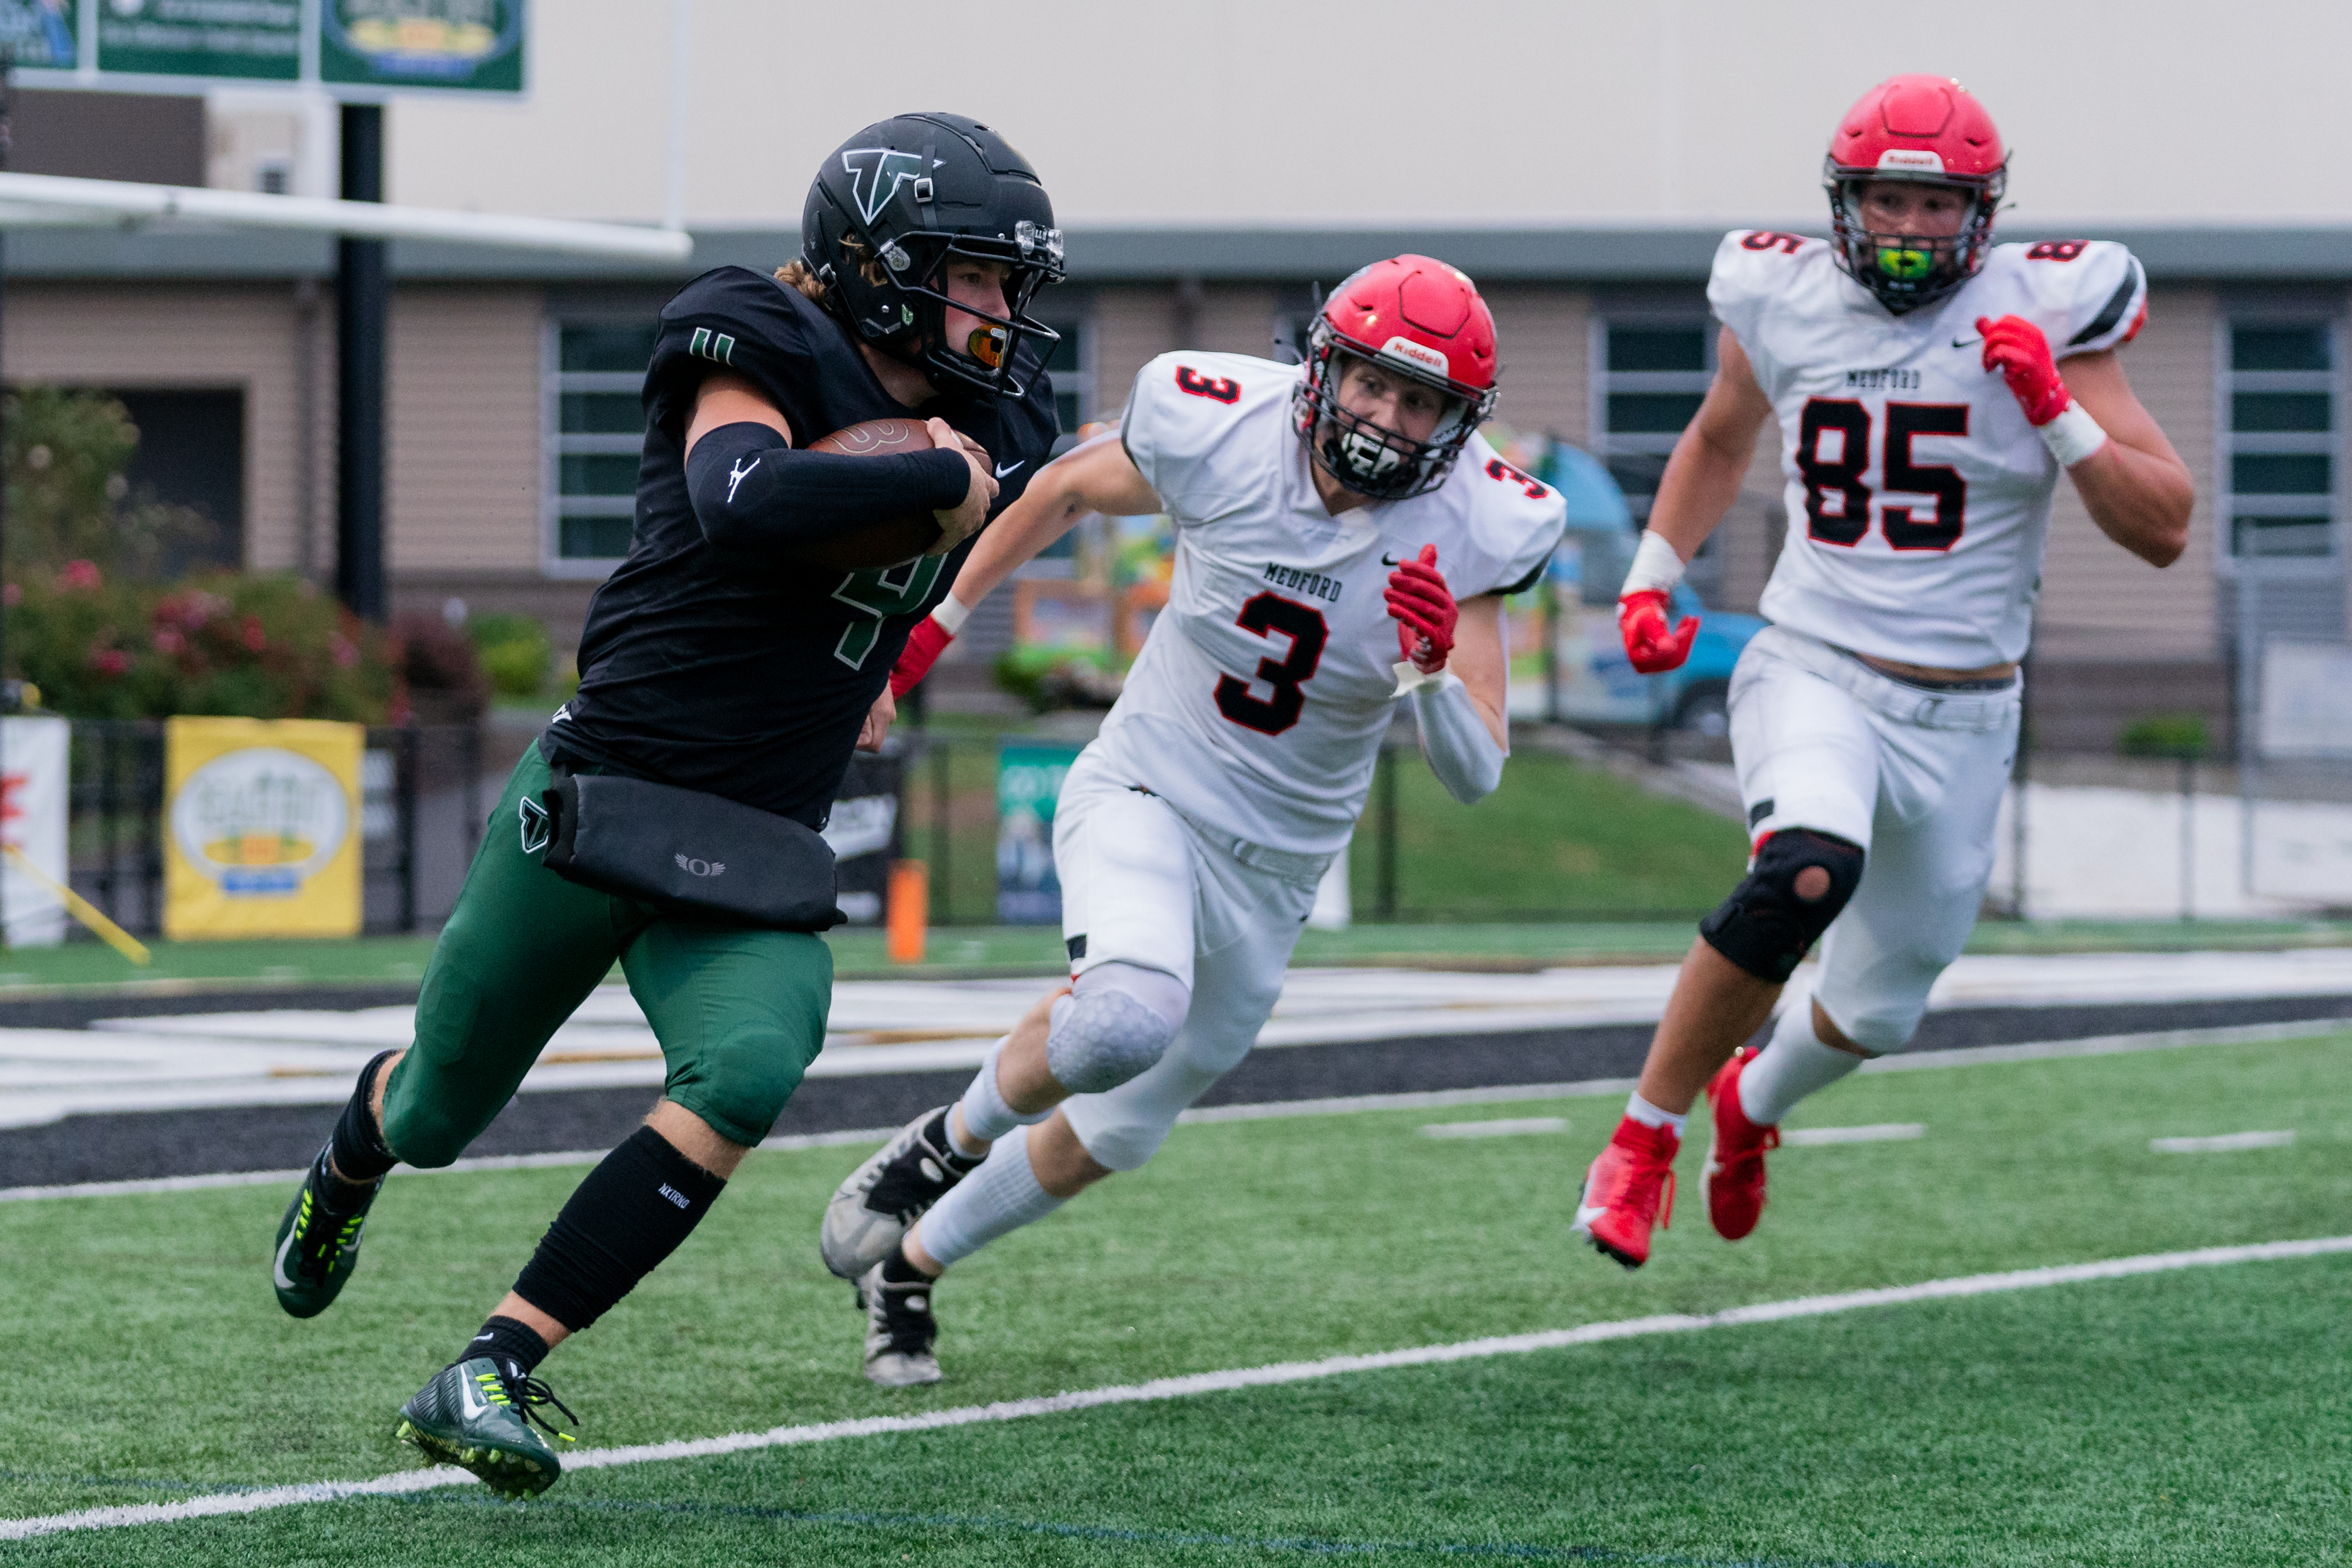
[880,1246,934,1286]
[509,1126,727,1335]
[459,1315,551,1382]
[927,1110,984,1173]
[323,1049,400,1204]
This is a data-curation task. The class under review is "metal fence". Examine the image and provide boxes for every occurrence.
[64,721,485,938]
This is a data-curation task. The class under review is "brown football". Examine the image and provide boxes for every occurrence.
[800,417,947,570]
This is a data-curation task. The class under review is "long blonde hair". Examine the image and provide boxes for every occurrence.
[775,238,889,305]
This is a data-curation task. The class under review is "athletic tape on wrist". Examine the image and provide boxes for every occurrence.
[930,593,971,636]
[1621,530,1686,597]
[2037,402,2108,468]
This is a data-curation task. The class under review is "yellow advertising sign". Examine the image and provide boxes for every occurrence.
[165,717,365,940]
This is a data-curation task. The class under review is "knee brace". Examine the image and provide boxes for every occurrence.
[1698,830,1865,983]
[1044,961,1190,1095]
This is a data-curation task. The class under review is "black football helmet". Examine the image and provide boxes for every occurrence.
[802,112,1064,402]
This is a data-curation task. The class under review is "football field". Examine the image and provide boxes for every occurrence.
[3,1027,2347,1565]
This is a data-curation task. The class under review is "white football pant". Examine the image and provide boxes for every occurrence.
[1728,626,2021,1052]
[1051,747,1330,1171]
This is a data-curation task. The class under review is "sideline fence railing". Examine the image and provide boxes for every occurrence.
[62,721,483,938]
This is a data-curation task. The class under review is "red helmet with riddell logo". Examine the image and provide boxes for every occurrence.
[1823,75,2009,315]
[1292,254,1499,500]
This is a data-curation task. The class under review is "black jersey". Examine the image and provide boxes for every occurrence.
[545,266,1058,827]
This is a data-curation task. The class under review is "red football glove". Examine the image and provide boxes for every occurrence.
[1618,589,1698,674]
[888,613,955,697]
[1384,544,1457,674]
[1977,315,2070,426]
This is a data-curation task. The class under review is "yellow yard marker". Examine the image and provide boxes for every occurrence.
[2,844,152,965]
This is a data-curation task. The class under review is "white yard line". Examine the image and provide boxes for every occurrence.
[6,1232,2349,1542]
[1418,1116,1569,1139]
[2151,1130,2296,1153]
[1780,1124,1925,1146]
[0,1128,895,1204]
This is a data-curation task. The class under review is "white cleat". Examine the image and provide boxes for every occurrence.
[858,1260,943,1387]
[819,1106,974,1281]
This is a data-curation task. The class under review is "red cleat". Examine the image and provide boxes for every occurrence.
[1573,1118,1678,1269]
[1703,1047,1780,1241]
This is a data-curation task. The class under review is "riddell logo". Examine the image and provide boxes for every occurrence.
[1876,149,1945,173]
[1378,336,1449,378]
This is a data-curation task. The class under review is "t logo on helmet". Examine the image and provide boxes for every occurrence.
[840,148,928,226]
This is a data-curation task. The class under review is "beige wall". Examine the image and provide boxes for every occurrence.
[390,0,2352,229]
[386,287,544,577]
[3,281,547,589]
[4,283,321,574]
[2036,286,2219,661]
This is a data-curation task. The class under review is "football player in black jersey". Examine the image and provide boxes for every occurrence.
[263,112,1063,1496]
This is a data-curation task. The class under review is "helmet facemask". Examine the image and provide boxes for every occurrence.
[1292,325,1491,502]
[1825,164,2004,316]
[822,224,1064,401]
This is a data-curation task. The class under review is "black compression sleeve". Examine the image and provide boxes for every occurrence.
[685,422,971,556]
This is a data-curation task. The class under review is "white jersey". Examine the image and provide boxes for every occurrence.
[1712,231,2149,667]
[1091,351,1563,856]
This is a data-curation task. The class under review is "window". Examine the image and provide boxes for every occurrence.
[1592,317,1715,519]
[545,319,657,574]
[2221,320,2340,568]
[1038,316,1091,434]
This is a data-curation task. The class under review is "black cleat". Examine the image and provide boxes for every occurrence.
[820,1107,979,1279]
[271,1144,383,1319]
[857,1259,943,1386]
[395,1356,575,1497]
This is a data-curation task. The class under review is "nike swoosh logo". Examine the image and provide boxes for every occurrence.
[1382,553,1404,566]
[272,1225,302,1290]
[460,1378,488,1419]
[1571,1203,1609,1235]
[994,460,1024,478]
[1952,336,1982,350]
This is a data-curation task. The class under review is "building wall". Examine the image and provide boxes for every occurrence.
[3,282,317,574]
[386,287,544,578]
[391,0,2352,231]
[2034,286,2219,663]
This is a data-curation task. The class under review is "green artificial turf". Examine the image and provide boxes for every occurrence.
[2,1029,2348,1561]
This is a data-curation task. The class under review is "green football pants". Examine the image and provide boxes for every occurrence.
[379,747,833,1165]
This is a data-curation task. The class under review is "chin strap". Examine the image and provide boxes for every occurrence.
[1395,668,1506,805]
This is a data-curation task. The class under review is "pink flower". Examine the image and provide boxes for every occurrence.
[1,584,18,609]
[153,627,185,656]
[59,560,101,593]
[241,615,268,653]
[90,648,130,678]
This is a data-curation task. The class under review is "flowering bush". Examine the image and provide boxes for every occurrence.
[8,562,393,721]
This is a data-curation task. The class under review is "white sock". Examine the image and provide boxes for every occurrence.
[1623,1092,1688,1138]
[913,1124,1067,1269]
[954,1037,1046,1150]
[1738,1004,1866,1126]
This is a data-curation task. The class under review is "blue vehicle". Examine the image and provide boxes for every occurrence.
[1515,443,1764,734]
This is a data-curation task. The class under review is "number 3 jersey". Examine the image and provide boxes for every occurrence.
[1089,351,1565,857]
[1713,231,2149,668]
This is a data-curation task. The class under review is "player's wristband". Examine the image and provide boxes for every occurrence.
[930,593,972,636]
[2037,402,2109,468]
[1621,530,1686,597]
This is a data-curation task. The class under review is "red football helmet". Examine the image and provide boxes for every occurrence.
[1292,255,1499,500]
[1823,75,2008,315]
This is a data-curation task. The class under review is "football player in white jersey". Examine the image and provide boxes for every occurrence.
[818,255,1564,1382]
[1574,75,2194,1269]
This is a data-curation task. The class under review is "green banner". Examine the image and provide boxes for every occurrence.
[320,0,524,95]
[98,0,300,82]
[0,0,80,71]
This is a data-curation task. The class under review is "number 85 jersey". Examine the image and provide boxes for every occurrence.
[1713,229,2148,668]
[1088,351,1563,857]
